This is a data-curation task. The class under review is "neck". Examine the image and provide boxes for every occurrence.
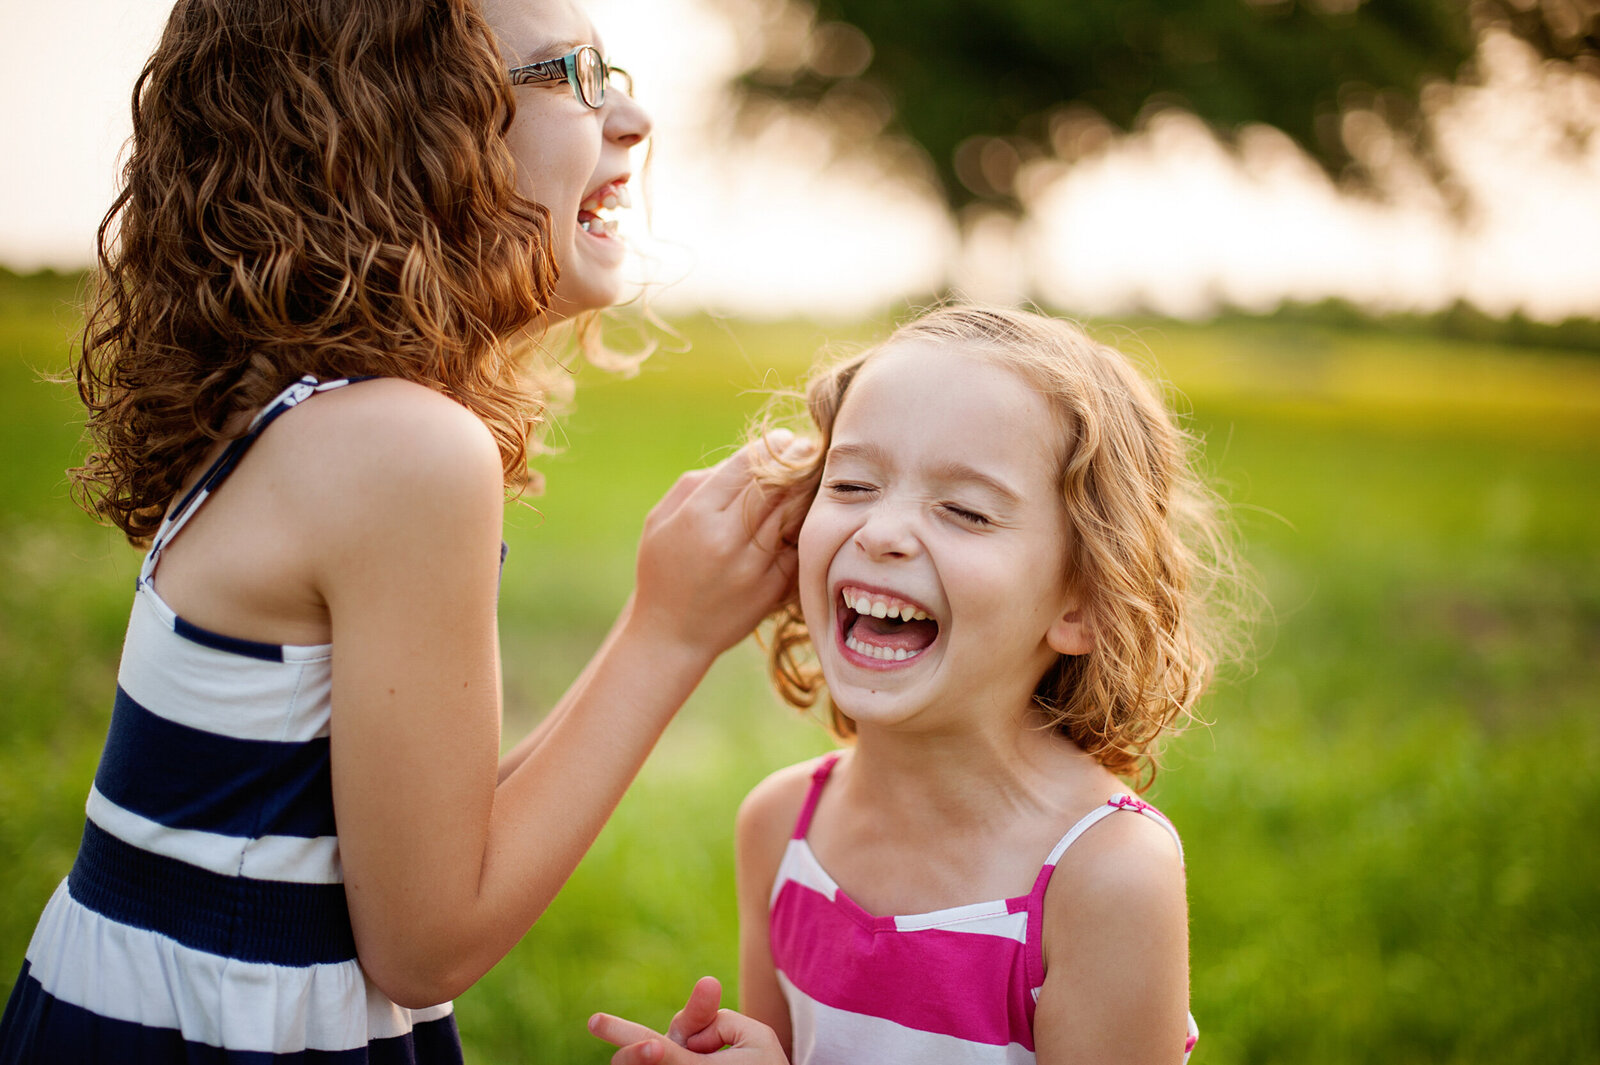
[846,703,1098,829]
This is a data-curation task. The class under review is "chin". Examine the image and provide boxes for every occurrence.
[549,274,625,319]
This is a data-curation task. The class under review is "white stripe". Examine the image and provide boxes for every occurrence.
[118,594,332,741]
[86,787,342,884]
[772,841,839,906]
[24,882,451,1053]
[894,904,1028,942]
[779,972,1033,1065]
[777,843,1029,940]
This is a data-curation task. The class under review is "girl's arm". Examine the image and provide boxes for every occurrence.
[306,383,796,1008]
[733,761,821,1055]
[495,431,795,784]
[1031,812,1193,1064]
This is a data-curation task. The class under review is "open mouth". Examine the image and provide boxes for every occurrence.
[578,179,631,237]
[838,586,940,664]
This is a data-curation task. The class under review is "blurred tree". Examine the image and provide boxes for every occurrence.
[731,0,1600,210]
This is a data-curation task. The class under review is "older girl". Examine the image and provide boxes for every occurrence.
[0,0,793,1061]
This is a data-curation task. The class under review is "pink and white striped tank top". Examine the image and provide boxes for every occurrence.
[769,755,1199,1064]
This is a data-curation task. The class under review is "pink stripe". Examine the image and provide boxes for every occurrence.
[1023,858,1054,995]
[771,881,1035,1050]
[791,755,842,840]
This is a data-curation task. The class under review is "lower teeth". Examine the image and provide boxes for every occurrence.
[845,634,918,662]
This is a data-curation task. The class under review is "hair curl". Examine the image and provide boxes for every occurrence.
[754,305,1254,790]
[74,0,558,544]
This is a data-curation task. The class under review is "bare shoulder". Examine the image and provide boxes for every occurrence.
[1041,801,1189,986]
[738,756,834,838]
[270,380,503,533]
[1053,804,1186,911]
[286,378,500,482]
[736,754,837,867]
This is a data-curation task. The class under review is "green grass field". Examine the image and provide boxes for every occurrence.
[1,271,1596,1063]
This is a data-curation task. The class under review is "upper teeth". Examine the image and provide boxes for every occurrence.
[843,589,929,622]
[581,183,632,214]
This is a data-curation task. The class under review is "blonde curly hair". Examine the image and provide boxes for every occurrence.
[74,0,557,544]
[756,305,1253,789]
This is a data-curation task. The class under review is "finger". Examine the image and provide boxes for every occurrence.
[737,479,786,547]
[667,976,723,1046]
[589,1012,664,1050]
[761,427,796,458]
[611,1037,709,1065]
[609,1039,667,1065]
[698,431,794,510]
[646,466,714,528]
[700,1008,783,1053]
[738,447,816,544]
[777,432,816,464]
[748,482,801,554]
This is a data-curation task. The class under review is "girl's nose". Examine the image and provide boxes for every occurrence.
[605,84,652,148]
[853,505,919,561]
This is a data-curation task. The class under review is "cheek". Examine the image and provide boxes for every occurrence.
[505,112,591,214]
[795,509,840,628]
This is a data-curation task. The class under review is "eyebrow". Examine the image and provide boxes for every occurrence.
[517,38,586,65]
[825,442,1026,507]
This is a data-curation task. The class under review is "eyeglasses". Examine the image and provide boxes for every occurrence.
[508,45,632,109]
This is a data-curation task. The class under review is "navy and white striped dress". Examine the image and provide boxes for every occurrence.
[0,377,463,1063]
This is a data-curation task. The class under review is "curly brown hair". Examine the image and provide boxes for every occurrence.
[74,0,558,544]
[755,306,1254,789]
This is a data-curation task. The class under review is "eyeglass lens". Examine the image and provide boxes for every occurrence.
[574,46,604,107]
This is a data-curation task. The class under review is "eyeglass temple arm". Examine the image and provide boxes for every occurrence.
[508,59,567,85]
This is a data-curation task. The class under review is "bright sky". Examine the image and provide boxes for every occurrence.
[3,0,1598,321]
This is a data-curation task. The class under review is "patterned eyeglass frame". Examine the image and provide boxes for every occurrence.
[507,44,631,109]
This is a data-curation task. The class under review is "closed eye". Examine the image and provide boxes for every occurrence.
[824,481,876,497]
[942,504,991,526]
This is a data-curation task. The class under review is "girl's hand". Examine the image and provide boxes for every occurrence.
[589,976,790,1064]
[630,432,804,658]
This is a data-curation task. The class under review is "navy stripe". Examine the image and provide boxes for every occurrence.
[96,687,336,839]
[67,821,356,967]
[173,616,285,662]
[1,962,463,1063]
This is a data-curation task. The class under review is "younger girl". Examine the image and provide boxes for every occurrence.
[592,305,1248,1064]
[1,0,796,1061]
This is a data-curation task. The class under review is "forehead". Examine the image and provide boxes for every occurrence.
[834,340,1066,473]
[478,0,599,61]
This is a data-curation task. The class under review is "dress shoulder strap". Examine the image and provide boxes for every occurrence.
[789,753,843,841]
[1040,795,1185,870]
[1023,795,1186,994]
[139,375,364,585]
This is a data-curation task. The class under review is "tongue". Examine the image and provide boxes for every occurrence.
[849,614,938,652]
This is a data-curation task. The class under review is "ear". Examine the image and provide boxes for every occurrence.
[1046,601,1094,657]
